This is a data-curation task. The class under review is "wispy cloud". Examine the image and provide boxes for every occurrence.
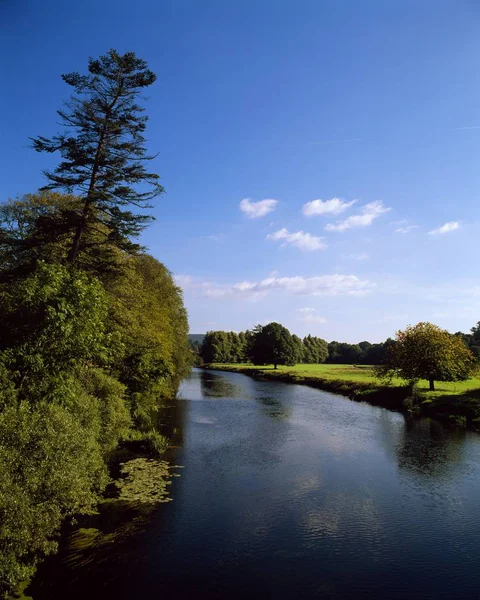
[206,233,224,241]
[240,198,278,219]
[455,125,480,131]
[176,273,373,299]
[395,225,418,234]
[267,228,327,251]
[297,307,327,325]
[285,138,362,147]
[300,314,328,325]
[302,198,357,217]
[325,201,391,232]
[428,221,460,235]
[345,252,369,260]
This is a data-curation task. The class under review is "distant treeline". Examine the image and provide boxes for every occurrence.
[192,329,393,366]
[193,322,480,367]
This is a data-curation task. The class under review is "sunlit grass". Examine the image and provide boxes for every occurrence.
[209,363,480,397]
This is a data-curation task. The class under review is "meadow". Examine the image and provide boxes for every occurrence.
[206,363,480,429]
[209,362,480,397]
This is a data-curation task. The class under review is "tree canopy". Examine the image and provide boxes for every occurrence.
[0,50,191,596]
[247,322,299,369]
[376,322,476,391]
[31,50,163,264]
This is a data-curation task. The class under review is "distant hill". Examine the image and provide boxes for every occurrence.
[188,334,205,345]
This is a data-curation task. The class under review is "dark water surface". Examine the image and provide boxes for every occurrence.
[33,369,480,599]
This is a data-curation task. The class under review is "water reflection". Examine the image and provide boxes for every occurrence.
[395,418,466,479]
[29,369,480,600]
[258,396,292,421]
[199,369,241,398]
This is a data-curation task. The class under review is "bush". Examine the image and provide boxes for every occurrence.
[0,400,107,592]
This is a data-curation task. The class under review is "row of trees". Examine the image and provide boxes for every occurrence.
[0,51,191,596]
[197,328,393,366]
[197,322,478,391]
[197,327,329,367]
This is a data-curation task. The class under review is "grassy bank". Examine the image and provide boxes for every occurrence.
[206,363,480,429]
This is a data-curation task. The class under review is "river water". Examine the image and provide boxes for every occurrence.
[32,368,480,599]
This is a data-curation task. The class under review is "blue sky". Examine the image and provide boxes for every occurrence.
[1,0,479,342]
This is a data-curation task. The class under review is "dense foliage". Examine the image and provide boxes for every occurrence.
[455,322,480,358]
[247,323,299,369]
[199,331,248,364]
[200,327,391,366]
[327,339,395,365]
[31,49,163,264]
[376,322,476,390]
[0,50,191,598]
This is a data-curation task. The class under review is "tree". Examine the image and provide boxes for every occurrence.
[376,322,476,391]
[302,335,328,363]
[31,50,163,264]
[292,334,305,363]
[247,322,299,369]
[0,192,131,283]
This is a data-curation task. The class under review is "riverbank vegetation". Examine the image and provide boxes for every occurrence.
[207,363,480,427]
[201,320,480,428]
[197,322,480,369]
[0,51,191,597]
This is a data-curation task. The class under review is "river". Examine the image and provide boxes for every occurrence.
[31,368,480,599]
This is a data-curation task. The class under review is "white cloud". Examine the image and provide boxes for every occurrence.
[240,198,278,219]
[301,314,328,325]
[302,198,357,216]
[297,307,327,324]
[174,274,194,288]
[346,252,369,260]
[428,221,460,235]
[395,225,418,234]
[325,201,391,232]
[177,273,373,299]
[267,228,327,251]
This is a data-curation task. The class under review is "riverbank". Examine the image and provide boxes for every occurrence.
[204,363,480,430]
[10,401,183,600]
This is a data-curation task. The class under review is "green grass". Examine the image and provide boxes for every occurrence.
[209,362,480,397]
[207,363,480,428]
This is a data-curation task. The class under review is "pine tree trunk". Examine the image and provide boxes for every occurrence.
[67,102,114,263]
[274,364,277,369]
[429,378,435,391]
[67,198,92,263]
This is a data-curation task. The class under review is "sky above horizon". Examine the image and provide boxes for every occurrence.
[1,0,479,343]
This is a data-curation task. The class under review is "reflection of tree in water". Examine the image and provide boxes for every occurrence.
[199,370,240,398]
[395,418,466,479]
[156,399,186,449]
[258,396,292,421]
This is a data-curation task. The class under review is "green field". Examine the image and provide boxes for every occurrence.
[209,363,480,400]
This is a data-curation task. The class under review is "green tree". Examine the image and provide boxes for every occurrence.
[0,262,116,399]
[0,192,138,281]
[302,335,328,363]
[247,322,299,369]
[107,254,191,431]
[292,334,305,363]
[31,50,163,264]
[376,322,476,391]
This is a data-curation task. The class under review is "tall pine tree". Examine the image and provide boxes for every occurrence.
[31,49,163,264]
